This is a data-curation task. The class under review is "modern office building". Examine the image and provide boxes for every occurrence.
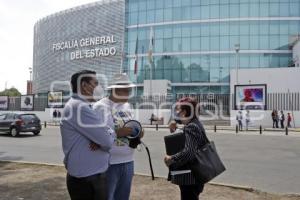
[124,0,300,96]
[33,0,300,97]
[32,0,125,93]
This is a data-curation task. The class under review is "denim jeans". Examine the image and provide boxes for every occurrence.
[238,120,243,131]
[106,161,134,200]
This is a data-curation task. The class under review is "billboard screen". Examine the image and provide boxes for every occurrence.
[235,84,267,110]
[0,96,9,110]
[48,91,63,108]
[20,95,34,111]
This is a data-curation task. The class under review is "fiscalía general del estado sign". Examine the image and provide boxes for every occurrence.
[52,35,117,60]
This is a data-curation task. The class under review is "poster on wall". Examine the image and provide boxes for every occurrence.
[0,96,9,110]
[234,84,267,110]
[47,91,63,108]
[20,95,34,111]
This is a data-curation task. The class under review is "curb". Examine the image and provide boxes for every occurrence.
[208,182,255,192]
[42,124,300,133]
[2,160,300,197]
[131,172,300,197]
[1,160,253,192]
[0,160,64,167]
[135,172,255,192]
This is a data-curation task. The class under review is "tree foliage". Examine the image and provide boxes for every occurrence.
[0,87,22,97]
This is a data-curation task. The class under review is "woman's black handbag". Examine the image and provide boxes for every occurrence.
[190,135,226,184]
[164,125,226,184]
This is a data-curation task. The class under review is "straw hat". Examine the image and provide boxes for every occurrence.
[107,73,136,89]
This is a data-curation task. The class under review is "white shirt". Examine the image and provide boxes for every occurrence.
[246,113,250,122]
[93,97,134,165]
[237,113,243,121]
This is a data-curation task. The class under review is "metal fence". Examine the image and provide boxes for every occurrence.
[231,92,300,111]
[5,93,69,111]
[176,93,230,115]
[3,93,231,115]
[129,94,230,115]
[7,96,48,111]
[267,92,300,111]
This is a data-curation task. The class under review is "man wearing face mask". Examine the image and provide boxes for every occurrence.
[60,70,116,200]
[93,73,143,200]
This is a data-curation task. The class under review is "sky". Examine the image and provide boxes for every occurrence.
[0,0,98,94]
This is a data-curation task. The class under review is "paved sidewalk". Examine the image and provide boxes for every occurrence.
[1,127,300,194]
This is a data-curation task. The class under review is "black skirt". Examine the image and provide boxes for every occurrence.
[168,164,197,185]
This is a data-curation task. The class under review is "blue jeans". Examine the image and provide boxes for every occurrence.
[106,161,134,200]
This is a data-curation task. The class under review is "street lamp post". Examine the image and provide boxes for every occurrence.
[219,66,223,83]
[234,44,240,85]
[29,67,32,81]
[29,67,33,94]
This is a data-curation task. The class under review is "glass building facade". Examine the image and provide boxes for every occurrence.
[124,0,300,95]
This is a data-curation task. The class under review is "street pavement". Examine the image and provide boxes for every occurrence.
[0,127,300,194]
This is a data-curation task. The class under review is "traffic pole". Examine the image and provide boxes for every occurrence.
[260,125,262,135]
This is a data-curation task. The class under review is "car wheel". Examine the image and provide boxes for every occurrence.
[33,131,40,136]
[10,128,19,137]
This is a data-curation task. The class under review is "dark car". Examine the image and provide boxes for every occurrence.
[0,113,42,137]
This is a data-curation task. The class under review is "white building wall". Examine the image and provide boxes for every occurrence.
[293,40,300,68]
[230,67,300,128]
[143,80,171,96]
[0,109,61,123]
[230,67,300,93]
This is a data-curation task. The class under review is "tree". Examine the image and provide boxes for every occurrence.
[0,87,21,97]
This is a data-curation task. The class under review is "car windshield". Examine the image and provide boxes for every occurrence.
[0,114,6,120]
[20,115,38,121]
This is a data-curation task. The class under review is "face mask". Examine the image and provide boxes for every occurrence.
[174,111,183,124]
[93,86,104,101]
[175,119,182,124]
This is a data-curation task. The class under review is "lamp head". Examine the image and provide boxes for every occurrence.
[234,44,240,52]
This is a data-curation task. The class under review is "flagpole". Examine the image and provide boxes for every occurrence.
[148,27,154,100]
[120,0,125,74]
[136,73,138,102]
[150,62,152,99]
[138,46,145,101]
[133,10,139,103]
[134,34,138,103]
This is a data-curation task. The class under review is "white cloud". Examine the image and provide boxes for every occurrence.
[0,0,99,94]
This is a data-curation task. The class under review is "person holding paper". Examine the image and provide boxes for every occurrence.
[164,97,207,200]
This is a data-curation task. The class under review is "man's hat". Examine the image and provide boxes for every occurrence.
[107,73,136,89]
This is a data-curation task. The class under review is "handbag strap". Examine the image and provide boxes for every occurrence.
[183,119,210,146]
[202,129,210,145]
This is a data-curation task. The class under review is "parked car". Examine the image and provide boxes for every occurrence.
[0,113,42,137]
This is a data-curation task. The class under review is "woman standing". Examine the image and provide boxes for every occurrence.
[164,97,207,200]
